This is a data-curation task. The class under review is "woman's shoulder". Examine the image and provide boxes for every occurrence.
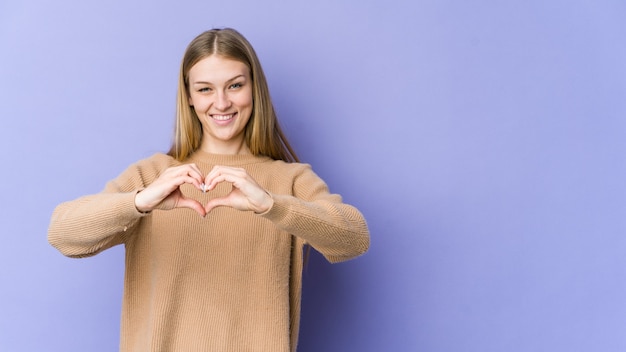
[135,152,179,168]
[105,153,178,192]
[120,152,179,179]
[265,158,313,173]
[261,159,324,186]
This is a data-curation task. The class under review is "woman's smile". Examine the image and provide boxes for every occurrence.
[211,113,236,123]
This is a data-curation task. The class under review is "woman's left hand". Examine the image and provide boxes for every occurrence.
[203,165,274,214]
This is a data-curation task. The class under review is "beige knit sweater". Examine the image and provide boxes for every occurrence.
[48,150,370,352]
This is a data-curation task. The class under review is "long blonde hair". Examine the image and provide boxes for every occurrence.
[167,28,299,163]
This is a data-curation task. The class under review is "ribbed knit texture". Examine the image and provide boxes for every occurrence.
[48,151,369,352]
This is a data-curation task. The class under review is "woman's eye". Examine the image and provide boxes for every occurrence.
[198,87,211,93]
[229,83,243,89]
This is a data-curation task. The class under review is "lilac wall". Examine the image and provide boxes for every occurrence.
[2,0,626,351]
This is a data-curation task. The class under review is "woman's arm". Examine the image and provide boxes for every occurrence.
[48,153,180,258]
[262,166,370,263]
[48,191,146,258]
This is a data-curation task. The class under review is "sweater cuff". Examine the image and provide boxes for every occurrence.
[126,189,151,217]
[258,193,290,223]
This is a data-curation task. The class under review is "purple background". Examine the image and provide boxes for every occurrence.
[2,1,626,351]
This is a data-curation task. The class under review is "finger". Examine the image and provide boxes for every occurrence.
[163,167,204,192]
[205,165,243,183]
[204,196,232,213]
[186,163,205,181]
[204,174,232,191]
[204,165,224,189]
[205,166,247,191]
[166,174,205,193]
[176,197,207,217]
[138,174,203,211]
[176,164,205,189]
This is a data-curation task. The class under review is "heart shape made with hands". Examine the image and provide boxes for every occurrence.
[188,179,272,216]
[136,164,273,216]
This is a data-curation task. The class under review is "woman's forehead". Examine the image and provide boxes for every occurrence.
[188,55,250,83]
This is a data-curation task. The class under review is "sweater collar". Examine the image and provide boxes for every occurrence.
[187,148,271,167]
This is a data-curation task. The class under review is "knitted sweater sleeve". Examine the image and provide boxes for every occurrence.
[48,154,168,258]
[261,164,370,263]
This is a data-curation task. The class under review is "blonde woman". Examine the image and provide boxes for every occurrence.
[49,28,369,352]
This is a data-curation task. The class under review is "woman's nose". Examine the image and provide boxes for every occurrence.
[214,91,232,110]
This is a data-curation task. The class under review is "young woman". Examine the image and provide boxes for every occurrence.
[48,28,370,352]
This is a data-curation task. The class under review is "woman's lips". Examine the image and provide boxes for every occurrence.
[211,113,236,124]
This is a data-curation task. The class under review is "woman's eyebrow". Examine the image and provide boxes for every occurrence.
[192,74,246,85]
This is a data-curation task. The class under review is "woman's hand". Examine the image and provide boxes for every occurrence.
[135,163,207,216]
[203,165,274,214]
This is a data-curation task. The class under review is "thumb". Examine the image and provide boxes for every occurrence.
[176,197,207,217]
[204,196,231,213]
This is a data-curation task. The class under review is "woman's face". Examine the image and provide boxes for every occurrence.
[187,55,253,154]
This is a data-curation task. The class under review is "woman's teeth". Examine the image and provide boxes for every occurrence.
[212,114,234,121]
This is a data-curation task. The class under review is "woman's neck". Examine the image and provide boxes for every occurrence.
[199,138,250,155]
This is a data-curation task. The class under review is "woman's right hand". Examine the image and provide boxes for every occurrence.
[134,163,207,217]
